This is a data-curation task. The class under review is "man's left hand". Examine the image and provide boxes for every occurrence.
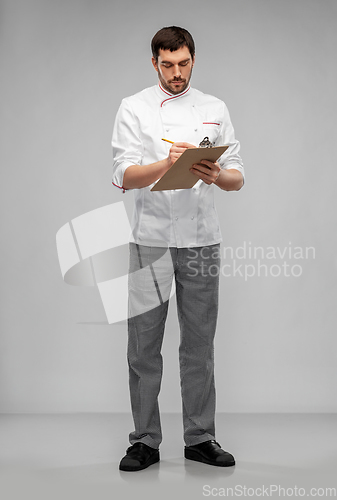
[190,160,221,185]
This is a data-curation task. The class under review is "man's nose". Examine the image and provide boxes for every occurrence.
[173,65,181,78]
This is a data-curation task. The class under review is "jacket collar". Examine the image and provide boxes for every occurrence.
[157,81,191,107]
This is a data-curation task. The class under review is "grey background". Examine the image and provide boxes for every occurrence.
[1,0,336,414]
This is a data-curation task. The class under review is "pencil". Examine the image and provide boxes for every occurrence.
[161,138,174,144]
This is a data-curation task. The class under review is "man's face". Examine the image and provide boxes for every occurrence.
[152,46,195,95]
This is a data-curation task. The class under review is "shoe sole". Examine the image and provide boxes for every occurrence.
[185,449,235,467]
[119,451,160,472]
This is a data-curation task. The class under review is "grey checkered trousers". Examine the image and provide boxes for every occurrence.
[127,242,221,449]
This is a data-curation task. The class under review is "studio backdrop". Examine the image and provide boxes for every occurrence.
[1,0,336,414]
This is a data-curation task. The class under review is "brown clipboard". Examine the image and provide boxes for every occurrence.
[150,145,229,191]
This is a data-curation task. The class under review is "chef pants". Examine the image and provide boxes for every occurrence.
[127,242,220,449]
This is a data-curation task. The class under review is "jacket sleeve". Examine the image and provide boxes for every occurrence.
[111,98,143,192]
[218,102,245,182]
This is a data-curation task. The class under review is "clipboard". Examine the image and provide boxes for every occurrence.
[150,145,229,191]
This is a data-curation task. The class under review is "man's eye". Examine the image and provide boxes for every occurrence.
[180,62,188,66]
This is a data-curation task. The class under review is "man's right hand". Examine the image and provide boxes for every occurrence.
[123,142,196,190]
[168,142,196,166]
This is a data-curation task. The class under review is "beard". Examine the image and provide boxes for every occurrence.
[158,69,192,95]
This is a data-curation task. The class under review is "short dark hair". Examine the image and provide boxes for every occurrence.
[151,26,195,61]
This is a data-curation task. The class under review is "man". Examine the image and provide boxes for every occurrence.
[111,26,244,472]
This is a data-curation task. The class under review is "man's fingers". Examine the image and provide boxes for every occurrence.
[192,163,211,173]
[190,161,221,185]
[169,143,193,164]
[199,159,219,170]
[169,142,197,166]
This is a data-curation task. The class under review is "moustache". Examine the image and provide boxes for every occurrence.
[169,79,186,83]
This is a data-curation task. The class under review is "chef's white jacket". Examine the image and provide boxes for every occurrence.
[111,83,244,248]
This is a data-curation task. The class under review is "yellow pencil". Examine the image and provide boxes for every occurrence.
[161,138,174,144]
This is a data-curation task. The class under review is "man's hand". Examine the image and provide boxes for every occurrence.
[168,142,196,166]
[191,161,244,191]
[190,159,221,185]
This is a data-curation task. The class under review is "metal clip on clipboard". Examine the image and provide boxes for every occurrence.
[198,136,213,148]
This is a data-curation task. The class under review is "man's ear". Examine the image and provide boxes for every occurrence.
[152,57,158,72]
[192,54,195,68]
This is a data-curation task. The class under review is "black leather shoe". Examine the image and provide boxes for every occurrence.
[119,442,160,471]
[185,440,235,467]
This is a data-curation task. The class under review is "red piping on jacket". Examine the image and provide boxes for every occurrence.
[159,82,191,107]
[112,181,126,193]
[203,122,220,125]
[159,82,172,97]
